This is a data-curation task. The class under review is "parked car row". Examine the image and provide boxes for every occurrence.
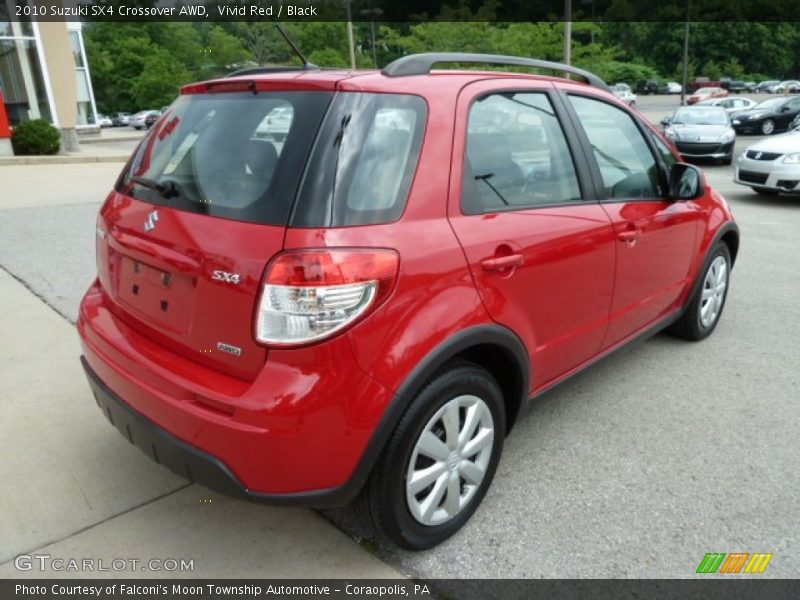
[635,79,682,95]
[658,99,800,198]
[93,110,162,129]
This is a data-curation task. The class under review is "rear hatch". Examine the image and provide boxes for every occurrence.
[96,87,333,380]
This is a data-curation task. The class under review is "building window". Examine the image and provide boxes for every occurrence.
[0,36,52,125]
[69,29,96,126]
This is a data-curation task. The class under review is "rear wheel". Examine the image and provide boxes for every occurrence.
[356,362,505,550]
[761,119,775,135]
[668,242,731,341]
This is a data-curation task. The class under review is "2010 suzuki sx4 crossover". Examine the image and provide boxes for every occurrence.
[79,53,739,550]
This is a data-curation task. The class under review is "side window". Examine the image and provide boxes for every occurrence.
[462,92,581,214]
[568,95,662,200]
[788,98,800,110]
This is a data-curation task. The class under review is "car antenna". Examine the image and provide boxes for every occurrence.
[274,24,318,70]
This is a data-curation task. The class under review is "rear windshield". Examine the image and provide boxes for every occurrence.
[117,91,333,225]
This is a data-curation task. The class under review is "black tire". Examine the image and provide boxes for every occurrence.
[356,362,505,550]
[760,119,775,135]
[751,186,779,196]
[668,242,732,341]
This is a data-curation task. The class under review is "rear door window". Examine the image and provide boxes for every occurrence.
[461,92,582,213]
[118,91,332,226]
[292,93,427,227]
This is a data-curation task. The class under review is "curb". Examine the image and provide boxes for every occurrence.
[80,135,143,144]
[0,155,128,165]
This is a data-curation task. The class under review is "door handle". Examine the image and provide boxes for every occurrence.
[480,253,525,271]
[618,229,642,244]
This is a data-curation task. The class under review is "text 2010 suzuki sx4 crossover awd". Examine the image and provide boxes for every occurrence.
[79,54,739,549]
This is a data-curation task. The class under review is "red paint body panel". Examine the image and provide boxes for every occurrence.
[78,67,738,498]
[79,279,391,493]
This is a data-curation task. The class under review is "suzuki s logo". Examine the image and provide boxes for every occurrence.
[143,210,159,232]
[755,152,763,159]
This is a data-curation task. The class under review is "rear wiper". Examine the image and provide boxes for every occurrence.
[475,173,510,206]
[130,176,181,199]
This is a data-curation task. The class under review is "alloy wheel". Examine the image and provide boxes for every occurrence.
[699,255,728,329]
[405,394,494,526]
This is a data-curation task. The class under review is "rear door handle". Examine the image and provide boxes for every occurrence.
[480,253,525,271]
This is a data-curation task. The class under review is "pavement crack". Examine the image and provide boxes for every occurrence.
[0,263,76,324]
[0,483,192,568]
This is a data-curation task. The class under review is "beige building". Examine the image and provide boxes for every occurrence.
[1,9,97,151]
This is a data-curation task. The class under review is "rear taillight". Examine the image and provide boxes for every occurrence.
[255,248,399,346]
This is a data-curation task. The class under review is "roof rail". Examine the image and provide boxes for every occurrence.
[226,64,319,78]
[381,53,610,91]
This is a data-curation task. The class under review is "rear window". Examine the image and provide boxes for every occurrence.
[291,92,427,227]
[117,91,333,225]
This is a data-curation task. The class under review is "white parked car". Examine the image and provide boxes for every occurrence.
[734,128,800,195]
[96,113,113,128]
[665,81,682,94]
[611,83,636,106]
[696,96,757,114]
[255,105,294,141]
[772,80,800,94]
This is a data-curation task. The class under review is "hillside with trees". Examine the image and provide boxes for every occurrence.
[84,19,800,113]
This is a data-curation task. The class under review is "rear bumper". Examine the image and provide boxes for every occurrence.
[84,357,247,499]
[78,280,394,506]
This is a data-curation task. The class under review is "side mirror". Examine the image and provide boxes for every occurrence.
[661,116,672,126]
[669,163,704,200]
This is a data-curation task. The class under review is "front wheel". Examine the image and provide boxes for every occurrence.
[761,119,775,135]
[356,362,505,550]
[668,243,731,341]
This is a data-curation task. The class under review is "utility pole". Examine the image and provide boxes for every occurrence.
[346,1,356,69]
[360,7,383,69]
[563,0,572,66]
[681,0,691,106]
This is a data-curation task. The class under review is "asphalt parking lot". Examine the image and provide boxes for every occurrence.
[1,92,798,580]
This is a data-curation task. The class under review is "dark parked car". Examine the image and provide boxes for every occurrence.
[755,80,780,93]
[663,106,736,164]
[730,95,800,135]
[727,80,747,94]
[78,53,739,550]
[144,111,161,128]
[635,79,661,95]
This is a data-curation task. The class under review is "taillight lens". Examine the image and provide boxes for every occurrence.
[255,248,399,346]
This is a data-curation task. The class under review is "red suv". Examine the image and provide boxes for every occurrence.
[78,53,739,550]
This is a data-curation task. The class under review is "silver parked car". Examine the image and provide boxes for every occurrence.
[696,96,757,114]
[734,127,800,195]
[663,106,736,164]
